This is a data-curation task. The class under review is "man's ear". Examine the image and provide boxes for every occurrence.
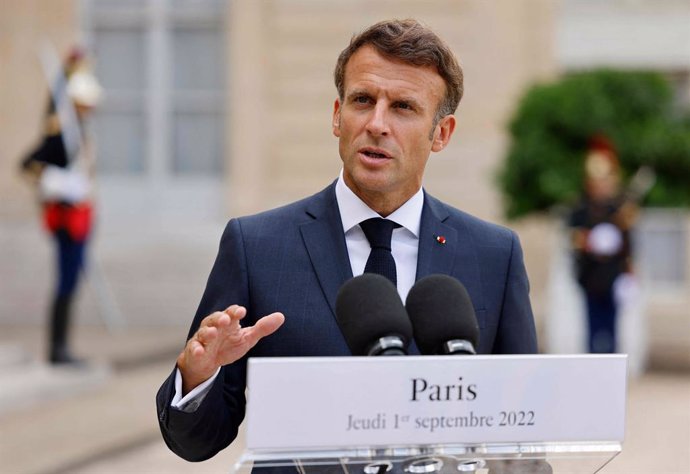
[431,114,456,152]
[332,99,341,137]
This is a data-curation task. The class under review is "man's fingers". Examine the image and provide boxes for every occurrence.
[188,339,206,357]
[198,306,247,333]
[181,310,284,375]
[224,305,247,321]
[196,325,219,346]
[245,312,285,344]
[200,311,232,330]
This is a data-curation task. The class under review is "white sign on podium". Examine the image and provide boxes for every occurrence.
[237,355,627,473]
[246,354,626,451]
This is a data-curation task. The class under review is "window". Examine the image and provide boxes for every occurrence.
[84,0,226,177]
[636,210,687,288]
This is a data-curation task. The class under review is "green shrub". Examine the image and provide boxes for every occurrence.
[498,69,690,219]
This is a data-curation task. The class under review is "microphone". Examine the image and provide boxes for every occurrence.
[335,273,413,356]
[405,274,480,355]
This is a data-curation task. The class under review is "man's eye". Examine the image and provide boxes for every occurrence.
[395,102,412,110]
[354,96,370,104]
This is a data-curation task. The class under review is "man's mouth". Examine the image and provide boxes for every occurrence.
[360,148,391,159]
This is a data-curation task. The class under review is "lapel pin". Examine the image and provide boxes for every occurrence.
[435,235,446,245]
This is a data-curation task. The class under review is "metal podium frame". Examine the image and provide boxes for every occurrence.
[235,440,621,473]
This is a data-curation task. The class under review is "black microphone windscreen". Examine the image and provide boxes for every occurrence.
[405,274,480,354]
[335,273,412,356]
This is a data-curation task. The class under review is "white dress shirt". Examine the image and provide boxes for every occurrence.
[172,172,424,410]
[335,170,422,302]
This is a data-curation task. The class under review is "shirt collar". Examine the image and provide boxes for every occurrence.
[335,170,423,238]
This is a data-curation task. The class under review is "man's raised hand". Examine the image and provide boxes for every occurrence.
[177,305,284,395]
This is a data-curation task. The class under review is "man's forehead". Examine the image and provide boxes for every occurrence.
[342,45,445,97]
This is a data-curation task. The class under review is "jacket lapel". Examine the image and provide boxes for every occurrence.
[299,182,353,317]
[416,193,457,280]
[298,186,486,316]
[417,192,485,311]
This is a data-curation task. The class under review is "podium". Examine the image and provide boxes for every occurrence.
[234,355,627,473]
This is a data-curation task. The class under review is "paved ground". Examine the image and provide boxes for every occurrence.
[1,320,688,474]
[76,374,690,474]
[1,219,688,474]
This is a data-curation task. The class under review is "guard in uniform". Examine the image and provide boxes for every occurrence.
[20,47,102,364]
[569,137,637,353]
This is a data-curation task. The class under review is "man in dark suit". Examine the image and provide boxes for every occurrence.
[156,19,537,465]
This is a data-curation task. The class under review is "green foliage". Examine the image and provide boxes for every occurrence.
[498,69,690,219]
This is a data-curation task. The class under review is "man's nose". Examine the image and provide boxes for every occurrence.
[365,104,390,136]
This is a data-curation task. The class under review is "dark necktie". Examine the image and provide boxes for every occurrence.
[360,218,399,286]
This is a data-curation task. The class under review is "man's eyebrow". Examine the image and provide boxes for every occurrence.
[345,89,371,100]
[346,90,426,109]
[394,96,426,112]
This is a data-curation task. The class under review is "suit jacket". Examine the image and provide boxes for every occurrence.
[156,182,537,465]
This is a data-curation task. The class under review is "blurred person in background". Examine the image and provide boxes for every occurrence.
[569,136,638,354]
[19,47,103,365]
